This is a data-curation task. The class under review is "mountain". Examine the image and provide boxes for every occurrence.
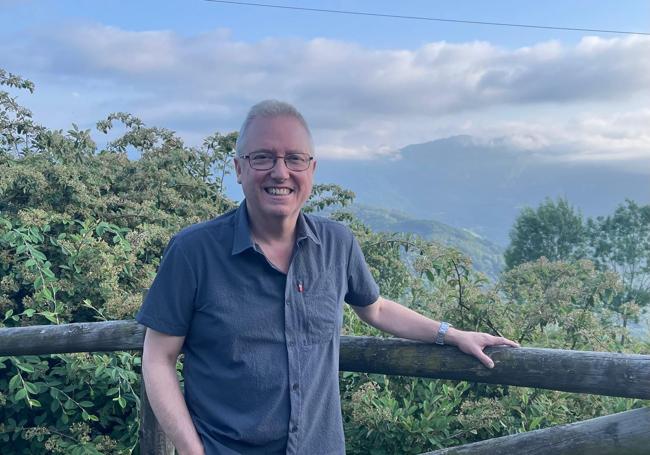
[348,204,504,280]
[314,135,650,246]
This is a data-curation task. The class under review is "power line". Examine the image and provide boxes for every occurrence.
[204,0,650,36]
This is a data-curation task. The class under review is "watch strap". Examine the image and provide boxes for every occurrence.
[435,321,450,345]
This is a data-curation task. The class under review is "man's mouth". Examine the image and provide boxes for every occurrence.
[265,187,293,195]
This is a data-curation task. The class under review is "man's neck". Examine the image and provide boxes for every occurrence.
[246,205,298,246]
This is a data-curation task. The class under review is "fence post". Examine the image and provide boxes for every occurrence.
[139,379,175,455]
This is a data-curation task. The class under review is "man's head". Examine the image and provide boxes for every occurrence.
[234,100,316,224]
[236,100,314,158]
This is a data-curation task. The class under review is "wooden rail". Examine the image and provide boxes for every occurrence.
[1,320,649,454]
[424,407,650,455]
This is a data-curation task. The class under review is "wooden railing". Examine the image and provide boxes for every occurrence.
[1,320,649,454]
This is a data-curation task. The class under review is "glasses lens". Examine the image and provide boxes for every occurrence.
[248,153,275,170]
[285,154,310,171]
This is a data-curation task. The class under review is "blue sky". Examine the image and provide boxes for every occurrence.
[5,0,648,47]
[2,0,649,169]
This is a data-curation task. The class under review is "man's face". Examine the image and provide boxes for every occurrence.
[234,115,316,223]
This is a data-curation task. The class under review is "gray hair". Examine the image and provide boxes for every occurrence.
[235,99,314,156]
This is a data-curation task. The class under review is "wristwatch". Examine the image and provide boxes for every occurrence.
[435,321,451,345]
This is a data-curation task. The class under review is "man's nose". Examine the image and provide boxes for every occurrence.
[270,157,291,178]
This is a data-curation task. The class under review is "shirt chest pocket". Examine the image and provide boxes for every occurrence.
[299,279,341,345]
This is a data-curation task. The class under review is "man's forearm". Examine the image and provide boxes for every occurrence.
[355,297,441,342]
[354,297,519,368]
[142,357,205,455]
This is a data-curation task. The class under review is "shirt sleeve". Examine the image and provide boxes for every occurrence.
[135,236,197,336]
[344,234,380,307]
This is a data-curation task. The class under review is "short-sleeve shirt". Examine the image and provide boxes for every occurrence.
[136,201,379,454]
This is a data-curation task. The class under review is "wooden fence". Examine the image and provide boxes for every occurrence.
[1,320,649,454]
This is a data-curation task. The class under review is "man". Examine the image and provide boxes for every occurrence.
[136,100,518,455]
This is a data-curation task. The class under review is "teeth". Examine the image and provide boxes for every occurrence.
[267,187,291,195]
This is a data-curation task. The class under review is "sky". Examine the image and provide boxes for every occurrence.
[1,0,650,169]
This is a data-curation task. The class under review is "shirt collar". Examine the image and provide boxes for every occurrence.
[231,200,321,256]
[296,211,321,246]
[231,201,255,255]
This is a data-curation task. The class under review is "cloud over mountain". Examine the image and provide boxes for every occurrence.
[2,23,649,163]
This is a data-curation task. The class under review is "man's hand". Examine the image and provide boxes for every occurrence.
[445,329,520,368]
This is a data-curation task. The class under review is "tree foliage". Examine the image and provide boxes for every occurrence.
[504,197,586,269]
[588,199,650,309]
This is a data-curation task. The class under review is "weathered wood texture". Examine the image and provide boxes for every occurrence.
[422,407,650,455]
[340,336,650,399]
[0,320,145,355]
[139,380,175,455]
[1,322,649,399]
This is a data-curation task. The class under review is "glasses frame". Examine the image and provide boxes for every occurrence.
[242,152,314,172]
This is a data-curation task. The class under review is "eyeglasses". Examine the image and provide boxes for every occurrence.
[242,152,314,171]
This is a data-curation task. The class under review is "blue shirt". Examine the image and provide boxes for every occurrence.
[136,201,379,454]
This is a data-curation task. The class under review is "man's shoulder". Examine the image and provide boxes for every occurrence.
[303,213,355,243]
[173,207,237,245]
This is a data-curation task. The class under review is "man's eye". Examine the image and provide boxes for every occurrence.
[251,154,273,161]
[286,155,307,163]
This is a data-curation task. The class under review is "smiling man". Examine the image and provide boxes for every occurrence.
[136,100,518,455]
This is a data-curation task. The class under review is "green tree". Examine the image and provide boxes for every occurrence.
[587,199,650,335]
[504,197,586,269]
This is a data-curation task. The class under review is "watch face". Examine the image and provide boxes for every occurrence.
[435,322,449,345]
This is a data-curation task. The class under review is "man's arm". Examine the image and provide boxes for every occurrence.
[142,328,205,455]
[352,296,519,368]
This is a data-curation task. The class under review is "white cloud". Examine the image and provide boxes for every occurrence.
[2,23,649,163]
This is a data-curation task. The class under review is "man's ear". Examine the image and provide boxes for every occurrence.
[233,157,242,184]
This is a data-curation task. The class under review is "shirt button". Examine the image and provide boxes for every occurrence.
[292,383,299,391]
[285,300,291,305]
[288,340,295,347]
[290,425,298,433]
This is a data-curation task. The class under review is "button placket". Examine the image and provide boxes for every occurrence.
[285,246,302,452]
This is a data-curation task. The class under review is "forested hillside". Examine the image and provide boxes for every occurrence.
[1,70,648,454]
[346,204,505,280]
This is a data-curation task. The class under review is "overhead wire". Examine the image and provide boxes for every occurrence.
[203,0,650,36]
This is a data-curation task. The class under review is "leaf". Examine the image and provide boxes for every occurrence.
[42,267,55,279]
[28,399,41,408]
[8,374,21,391]
[78,401,94,408]
[41,287,53,301]
[39,311,59,324]
[16,363,35,373]
[14,389,27,401]
[24,381,39,394]
[31,249,47,261]
[117,396,126,408]
[21,309,36,317]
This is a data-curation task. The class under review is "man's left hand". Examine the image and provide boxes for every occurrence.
[447,329,520,368]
